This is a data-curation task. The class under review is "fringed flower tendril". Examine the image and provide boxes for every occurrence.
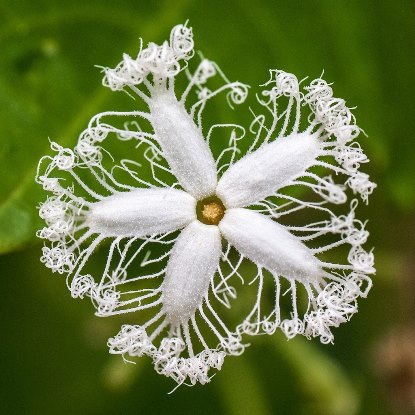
[36,23,376,387]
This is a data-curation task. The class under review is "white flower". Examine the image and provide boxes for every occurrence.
[36,23,376,387]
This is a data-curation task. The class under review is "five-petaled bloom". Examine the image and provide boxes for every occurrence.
[36,23,376,387]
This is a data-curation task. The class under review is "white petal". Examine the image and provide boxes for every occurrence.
[216,132,321,208]
[219,208,323,282]
[86,188,196,237]
[162,220,221,325]
[150,91,217,199]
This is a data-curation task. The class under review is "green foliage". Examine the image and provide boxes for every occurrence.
[0,0,413,414]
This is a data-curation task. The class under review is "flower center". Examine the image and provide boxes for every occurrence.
[196,196,226,226]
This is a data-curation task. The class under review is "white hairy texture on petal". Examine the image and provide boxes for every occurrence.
[86,188,196,237]
[162,220,221,325]
[150,90,217,199]
[219,208,324,282]
[216,132,322,208]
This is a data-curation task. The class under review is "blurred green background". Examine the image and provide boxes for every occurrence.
[0,0,414,414]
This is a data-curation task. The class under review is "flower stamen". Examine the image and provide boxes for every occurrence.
[197,196,226,225]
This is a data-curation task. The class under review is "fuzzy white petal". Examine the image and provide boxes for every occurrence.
[162,220,221,325]
[216,132,321,208]
[86,188,196,237]
[219,208,324,282]
[150,91,217,199]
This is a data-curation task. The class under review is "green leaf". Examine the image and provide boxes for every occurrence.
[276,337,359,415]
[216,353,272,415]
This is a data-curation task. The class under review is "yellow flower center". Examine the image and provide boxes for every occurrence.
[197,196,226,225]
